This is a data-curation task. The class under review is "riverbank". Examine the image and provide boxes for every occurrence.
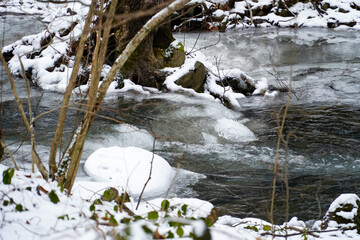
[178,0,360,31]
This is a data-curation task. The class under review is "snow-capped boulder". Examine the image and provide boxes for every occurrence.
[321,194,360,233]
[84,146,176,198]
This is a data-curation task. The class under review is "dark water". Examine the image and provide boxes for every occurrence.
[1,14,360,224]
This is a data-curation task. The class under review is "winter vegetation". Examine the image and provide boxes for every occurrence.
[1,0,360,239]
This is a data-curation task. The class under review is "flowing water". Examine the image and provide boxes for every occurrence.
[1,15,360,223]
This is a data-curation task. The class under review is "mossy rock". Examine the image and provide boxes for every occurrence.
[321,194,360,233]
[164,42,185,68]
[176,61,207,93]
[155,41,185,68]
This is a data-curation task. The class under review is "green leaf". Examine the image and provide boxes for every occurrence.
[109,215,118,226]
[15,204,24,212]
[142,225,153,234]
[2,168,15,185]
[103,188,118,201]
[90,204,95,212]
[245,225,259,232]
[134,215,143,221]
[181,204,188,215]
[57,182,65,193]
[93,199,103,205]
[176,226,184,237]
[161,199,170,211]
[167,231,174,238]
[49,190,60,204]
[263,224,272,231]
[302,233,308,240]
[26,187,32,191]
[204,218,214,227]
[114,205,119,212]
[147,211,159,220]
[58,214,69,220]
[121,218,131,224]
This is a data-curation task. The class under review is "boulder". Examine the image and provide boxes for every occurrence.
[321,194,360,233]
[216,70,256,96]
[176,61,207,93]
[164,41,185,68]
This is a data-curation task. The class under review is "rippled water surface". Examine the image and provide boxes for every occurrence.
[1,16,360,223]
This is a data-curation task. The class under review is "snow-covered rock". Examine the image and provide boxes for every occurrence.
[84,146,176,198]
[321,193,360,232]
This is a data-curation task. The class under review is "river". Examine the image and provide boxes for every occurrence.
[1,14,360,224]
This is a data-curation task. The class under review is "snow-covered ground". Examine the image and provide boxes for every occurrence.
[196,0,360,29]
[1,1,360,239]
[1,160,360,239]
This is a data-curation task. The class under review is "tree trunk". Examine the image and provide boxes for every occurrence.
[107,0,176,89]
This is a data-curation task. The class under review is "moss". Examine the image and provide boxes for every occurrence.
[279,9,294,17]
[175,42,185,52]
[162,42,185,68]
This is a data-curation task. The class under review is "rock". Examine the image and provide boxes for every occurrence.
[164,41,185,68]
[217,71,256,96]
[252,4,273,17]
[176,61,207,92]
[327,18,339,28]
[339,8,350,13]
[321,194,360,233]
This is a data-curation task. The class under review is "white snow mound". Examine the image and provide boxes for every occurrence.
[84,146,175,198]
[214,118,257,142]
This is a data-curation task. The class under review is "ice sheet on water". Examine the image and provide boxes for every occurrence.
[84,123,155,153]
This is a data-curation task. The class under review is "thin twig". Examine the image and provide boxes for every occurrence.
[0,140,19,170]
[136,134,157,210]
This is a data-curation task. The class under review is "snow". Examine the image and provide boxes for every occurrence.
[84,146,175,198]
[1,158,360,239]
[214,118,257,142]
[1,1,360,239]
[327,193,360,215]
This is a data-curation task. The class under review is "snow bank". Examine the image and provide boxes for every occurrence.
[84,146,176,198]
[207,0,360,29]
[1,164,359,239]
